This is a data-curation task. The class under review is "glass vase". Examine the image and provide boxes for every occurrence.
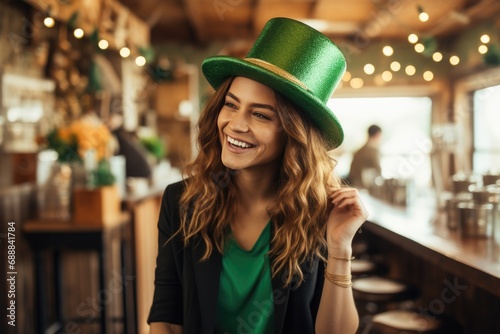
[37,163,73,221]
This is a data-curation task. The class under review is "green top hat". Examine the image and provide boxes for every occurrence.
[202,17,347,149]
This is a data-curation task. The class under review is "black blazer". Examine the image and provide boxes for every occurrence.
[148,180,326,334]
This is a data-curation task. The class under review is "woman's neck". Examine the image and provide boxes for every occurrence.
[231,169,276,241]
[233,168,276,208]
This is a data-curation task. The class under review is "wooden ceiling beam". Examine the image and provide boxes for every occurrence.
[183,0,208,44]
[116,0,500,44]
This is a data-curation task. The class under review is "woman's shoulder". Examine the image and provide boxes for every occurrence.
[156,180,187,234]
[165,179,186,193]
[159,179,187,215]
[163,179,187,198]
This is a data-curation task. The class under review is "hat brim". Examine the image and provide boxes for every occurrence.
[202,56,344,149]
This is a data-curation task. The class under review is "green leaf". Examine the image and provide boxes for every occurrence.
[46,129,82,164]
[139,136,166,160]
[92,159,116,186]
[484,45,500,66]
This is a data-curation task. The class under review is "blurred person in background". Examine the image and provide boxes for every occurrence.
[348,125,382,188]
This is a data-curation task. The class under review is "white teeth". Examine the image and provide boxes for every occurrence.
[227,136,252,148]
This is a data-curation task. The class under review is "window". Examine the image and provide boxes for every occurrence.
[473,84,500,174]
[328,97,432,188]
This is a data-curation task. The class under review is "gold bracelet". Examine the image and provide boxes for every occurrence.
[329,255,355,261]
[325,273,351,280]
[324,272,352,288]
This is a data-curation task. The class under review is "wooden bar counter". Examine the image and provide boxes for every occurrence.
[358,191,500,333]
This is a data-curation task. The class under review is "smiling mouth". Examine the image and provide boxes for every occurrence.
[227,135,255,149]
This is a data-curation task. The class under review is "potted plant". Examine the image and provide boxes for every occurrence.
[41,113,121,225]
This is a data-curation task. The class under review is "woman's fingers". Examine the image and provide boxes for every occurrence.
[330,188,369,219]
[330,188,359,205]
[334,197,358,208]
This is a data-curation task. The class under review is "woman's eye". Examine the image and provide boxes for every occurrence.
[254,112,271,120]
[224,102,236,109]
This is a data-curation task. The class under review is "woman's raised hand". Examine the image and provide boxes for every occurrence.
[326,188,368,253]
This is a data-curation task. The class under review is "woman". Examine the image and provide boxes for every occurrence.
[148,17,368,334]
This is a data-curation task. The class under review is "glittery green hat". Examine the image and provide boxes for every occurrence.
[202,17,347,148]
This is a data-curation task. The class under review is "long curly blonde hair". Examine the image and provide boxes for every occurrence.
[179,77,341,286]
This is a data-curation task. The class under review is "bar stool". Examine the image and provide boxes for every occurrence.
[364,310,463,334]
[353,275,419,331]
[352,238,370,256]
[351,233,381,258]
[353,276,419,306]
[352,276,418,319]
[351,233,388,278]
[351,259,388,278]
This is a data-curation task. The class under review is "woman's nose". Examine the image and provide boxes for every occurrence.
[228,110,249,132]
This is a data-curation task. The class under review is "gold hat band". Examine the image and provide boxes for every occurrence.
[244,58,309,91]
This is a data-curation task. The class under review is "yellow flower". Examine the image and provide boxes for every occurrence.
[58,127,73,142]
[51,114,113,162]
[70,119,112,161]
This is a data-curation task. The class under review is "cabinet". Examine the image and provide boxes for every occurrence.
[0,72,55,152]
[22,214,135,334]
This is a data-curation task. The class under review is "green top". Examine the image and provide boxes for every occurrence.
[215,222,274,334]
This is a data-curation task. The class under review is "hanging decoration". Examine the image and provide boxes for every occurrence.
[23,0,152,123]
[483,45,500,65]
[421,36,438,57]
[25,0,150,55]
[86,60,103,93]
[67,10,79,30]
[139,46,156,64]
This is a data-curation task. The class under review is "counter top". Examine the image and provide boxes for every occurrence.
[23,212,130,233]
[123,175,183,205]
[360,191,500,296]
[123,185,166,205]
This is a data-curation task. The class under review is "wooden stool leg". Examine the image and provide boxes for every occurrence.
[98,249,107,334]
[54,250,64,324]
[34,251,46,334]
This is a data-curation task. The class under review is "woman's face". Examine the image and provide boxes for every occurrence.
[217,77,285,173]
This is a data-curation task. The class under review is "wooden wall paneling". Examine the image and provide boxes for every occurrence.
[158,118,192,169]
[154,65,199,170]
[1,184,37,334]
[155,75,190,118]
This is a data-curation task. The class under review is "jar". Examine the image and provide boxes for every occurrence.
[469,185,494,204]
[451,173,480,194]
[37,163,72,221]
[482,173,500,186]
[485,184,500,204]
[447,196,471,230]
[439,191,453,212]
[386,178,410,206]
[485,184,500,243]
[457,202,494,238]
